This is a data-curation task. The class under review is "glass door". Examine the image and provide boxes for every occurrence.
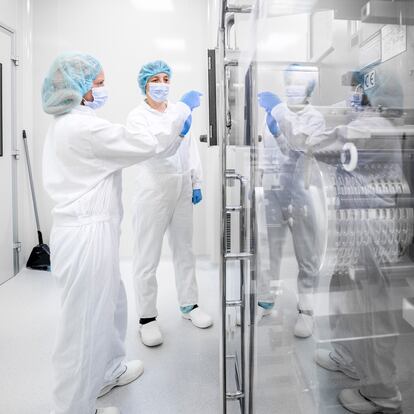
[216,1,414,413]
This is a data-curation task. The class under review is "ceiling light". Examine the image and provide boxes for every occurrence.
[130,0,174,12]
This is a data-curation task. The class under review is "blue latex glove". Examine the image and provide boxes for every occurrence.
[258,92,281,112]
[266,112,280,136]
[180,90,203,110]
[192,189,202,205]
[180,114,192,136]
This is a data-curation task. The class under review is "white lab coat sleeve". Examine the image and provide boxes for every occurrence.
[271,103,326,150]
[262,109,291,156]
[188,132,203,189]
[127,102,191,159]
[89,117,162,170]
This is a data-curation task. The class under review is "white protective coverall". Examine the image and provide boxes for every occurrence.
[43,103,190,414]
[127,101,202,318]
[258,103,326,311]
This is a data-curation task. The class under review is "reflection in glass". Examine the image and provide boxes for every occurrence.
[248,2,414,414]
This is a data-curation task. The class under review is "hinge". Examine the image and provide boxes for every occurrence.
[14,242,22,252]
[12,149,20,160]
[11,56,20,66]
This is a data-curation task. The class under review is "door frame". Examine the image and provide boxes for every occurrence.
[0,22,19,276]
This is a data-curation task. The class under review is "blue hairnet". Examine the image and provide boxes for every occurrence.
[284,63,317,97]
[42,52,102,115]
[138,60,172,94]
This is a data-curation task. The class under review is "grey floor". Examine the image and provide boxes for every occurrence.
[0,258,220,414]
[1,255,414,413]
[252,254,414,414]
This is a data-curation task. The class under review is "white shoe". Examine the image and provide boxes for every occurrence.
[338,388,402,414]
[98,360,144,397]
[314,349,359,380]
[139,321,163,347]
[294,311,313,338]
[236,305,273,326]
[182,307,213,328]
[96,407,121,414]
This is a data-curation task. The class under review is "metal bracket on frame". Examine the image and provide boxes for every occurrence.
[223,169,249,411]
[225,5,252,14]
[11,149,20,160]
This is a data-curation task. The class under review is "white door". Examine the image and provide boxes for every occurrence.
[0,29,15,284]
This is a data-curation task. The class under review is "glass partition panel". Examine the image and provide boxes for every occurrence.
[240,1,414,413]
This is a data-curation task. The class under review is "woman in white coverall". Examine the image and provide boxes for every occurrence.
[257,65,325,338]
[127,60,213,347]
[42,53,190,414]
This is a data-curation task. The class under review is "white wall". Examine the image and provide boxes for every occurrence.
[0,0,36,270]
[32,0,219,259]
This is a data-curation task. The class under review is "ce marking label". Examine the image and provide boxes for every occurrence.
[364,70,376,90]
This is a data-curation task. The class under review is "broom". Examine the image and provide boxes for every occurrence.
[22,130,50,271]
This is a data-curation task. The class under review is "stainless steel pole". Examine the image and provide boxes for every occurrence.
[22,130,41,234]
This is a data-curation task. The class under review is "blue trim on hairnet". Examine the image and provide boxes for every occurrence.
[42,52,102,115]
[138,60,172,95]
[284,62,317,97]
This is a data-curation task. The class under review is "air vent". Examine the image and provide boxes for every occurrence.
[225,213,232,253]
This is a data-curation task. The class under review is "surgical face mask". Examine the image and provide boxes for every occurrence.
[285,85,307,105]
[148,82,170,103]
[83,86,108,110]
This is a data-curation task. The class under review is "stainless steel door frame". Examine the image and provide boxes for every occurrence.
[0,22,19,276]
[218,1,255,413]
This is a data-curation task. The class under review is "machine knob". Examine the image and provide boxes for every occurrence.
[341,142,358,172]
